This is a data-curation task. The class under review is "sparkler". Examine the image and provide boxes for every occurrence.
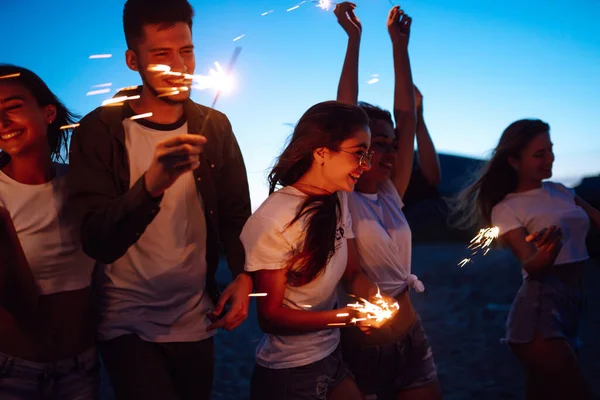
[457,226,500,267]
[347,287,399,325]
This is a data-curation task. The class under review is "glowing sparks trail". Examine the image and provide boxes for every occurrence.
[89,54,112,59]
[59,123,80,130]
[287,5,300,11]
[92,83,112,88]
[248,293,268,297]
[86,89,111,96]
[347,288,399,325]
[458,226,500,267]
[0,73,20,80]
[101,95,140,106]
[315,0,334,10]
[233,34,245,42]
[130,112,153,121]
[367,74,380,85]
[261,10,274,16]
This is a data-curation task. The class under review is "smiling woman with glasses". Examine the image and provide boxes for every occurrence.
[333,2,442,399]
[240,100,398,400]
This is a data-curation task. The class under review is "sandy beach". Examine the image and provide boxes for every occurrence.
[101,242,600,399]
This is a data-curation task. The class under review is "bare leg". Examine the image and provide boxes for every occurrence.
[510,334,591,400]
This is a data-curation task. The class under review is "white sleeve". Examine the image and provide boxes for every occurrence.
[491,202,523,236]
[240,215,292,272]
[339,192,355,239]
[381,179,405,209]
[548,181,576,199]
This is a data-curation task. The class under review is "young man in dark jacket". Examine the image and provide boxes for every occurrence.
[67,1,253,398]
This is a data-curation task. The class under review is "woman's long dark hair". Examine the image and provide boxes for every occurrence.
[269,101,369,286]
[0,65,78,165]
[453,119,550,228]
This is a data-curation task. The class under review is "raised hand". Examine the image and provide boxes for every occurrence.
[387,5,412,47]
[334,2,362,39]
[144,134,207,197]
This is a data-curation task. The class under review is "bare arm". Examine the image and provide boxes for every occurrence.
[501,226,563,277]
[0,207,38,318]
[253,268,357,335]
[388,6,417,198]
[335,2,362,105]
[575,195,600,229]
[414,86,441,186]
[341,238,379,299]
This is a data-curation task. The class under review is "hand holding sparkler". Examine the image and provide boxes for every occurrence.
[144,134,207,198]
[334,2,362,39]
[526,226,563,256]
[343,287,400,330]
[387,5,412,47]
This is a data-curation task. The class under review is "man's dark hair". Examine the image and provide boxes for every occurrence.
[123,0,195,50]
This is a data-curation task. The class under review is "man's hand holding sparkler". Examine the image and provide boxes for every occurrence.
[144,134,207,198]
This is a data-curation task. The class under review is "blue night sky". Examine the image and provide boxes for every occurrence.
[2,0,599,209]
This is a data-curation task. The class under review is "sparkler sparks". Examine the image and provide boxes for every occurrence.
[233,34,246,42]
[89,54,112,59]
[367,74,380,85]
[59,123,80,130]
[92,83,112,88]
[101,95,140,106]
[287,5,300,11]
[261,10,274,16]
[86,89,111,96]
[0,73,20,80]
[248,293,268,297]
[457,226,500,267]
[346,287,399,326]
[130,112,153,121]
[315,0,334,10]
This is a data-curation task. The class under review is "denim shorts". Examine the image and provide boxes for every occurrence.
[0,347,99,400]
[341,317,438,398]
[506,271,584,350]
[250,345,352,400]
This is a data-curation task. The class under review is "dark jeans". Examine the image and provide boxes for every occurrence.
[99,334,214,400]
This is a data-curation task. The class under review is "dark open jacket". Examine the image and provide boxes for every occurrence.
[67,92,251,303]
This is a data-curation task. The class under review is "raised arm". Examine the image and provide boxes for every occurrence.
[414,86,441,186]
[334,2,362,105]
[388,6,418,198]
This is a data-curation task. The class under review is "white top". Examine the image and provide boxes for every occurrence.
[0,163,94,295]
[241,186,354,369]
[98,118,213,343]
[347,179,423,298]
[491,181,590,275]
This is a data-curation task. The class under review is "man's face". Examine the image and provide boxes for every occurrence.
[128,22,195,103]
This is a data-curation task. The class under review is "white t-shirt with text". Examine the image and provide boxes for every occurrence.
[241,186,354,369]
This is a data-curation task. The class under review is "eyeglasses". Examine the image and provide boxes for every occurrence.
[338,148,374,168]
